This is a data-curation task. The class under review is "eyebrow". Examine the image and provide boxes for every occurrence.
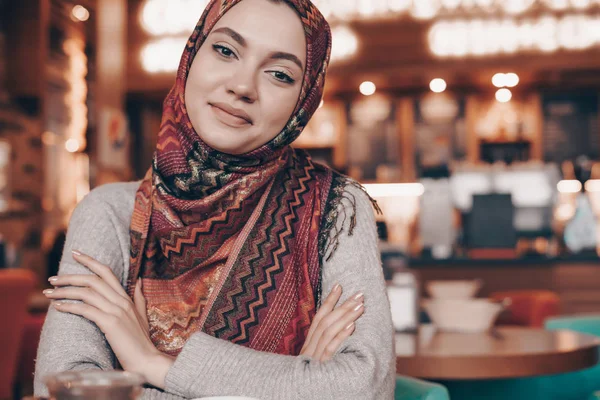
[212,27,304,72]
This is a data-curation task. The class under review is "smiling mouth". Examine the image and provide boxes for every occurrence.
[209,103,253,127]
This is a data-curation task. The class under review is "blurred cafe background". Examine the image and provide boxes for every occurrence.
[5,0,600,399]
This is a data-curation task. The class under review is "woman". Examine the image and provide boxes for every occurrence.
[34,0,395,398]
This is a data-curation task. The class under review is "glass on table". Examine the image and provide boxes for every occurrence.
[43,370,144,400]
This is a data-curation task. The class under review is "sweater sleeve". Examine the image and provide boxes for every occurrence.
[163,185,396,400]
[33,184,185,400]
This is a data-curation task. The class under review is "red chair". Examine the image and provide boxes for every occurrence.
[490,290,560,327]
[15,312,46,398]
[0,269,36,400]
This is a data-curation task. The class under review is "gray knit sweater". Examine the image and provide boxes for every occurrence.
[33,181,395,399]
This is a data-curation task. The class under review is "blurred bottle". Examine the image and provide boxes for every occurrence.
[387,260,420,333]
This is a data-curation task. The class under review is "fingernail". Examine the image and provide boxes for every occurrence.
[72,250,82,256]
[43,289,54,295]
[354,303,364,312]
[53,301,63,307]
[345,322,354,330]
[333,283,341,292]
[353,292,364,302]
[48,276,58,283]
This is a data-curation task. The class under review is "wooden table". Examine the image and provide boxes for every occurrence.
[396,326,600,380]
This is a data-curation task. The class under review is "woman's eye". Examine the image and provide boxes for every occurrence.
[212,44,235,59]
[270,71,295,84]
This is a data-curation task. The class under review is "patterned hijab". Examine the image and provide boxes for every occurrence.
[126,0,375,357]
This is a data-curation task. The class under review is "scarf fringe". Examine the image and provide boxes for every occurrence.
[315,175,381,308]
[318,176,382,264]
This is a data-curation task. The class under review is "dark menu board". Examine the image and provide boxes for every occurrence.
[542,91,599,162]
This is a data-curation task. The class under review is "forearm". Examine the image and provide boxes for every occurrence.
[164,331,382,400]
[34,306,116,396]
[34,191,131,396]
[141,387,186,400]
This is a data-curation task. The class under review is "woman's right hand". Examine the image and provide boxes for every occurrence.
[300,284,365,362]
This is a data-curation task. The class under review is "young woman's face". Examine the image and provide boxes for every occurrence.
[185,0,307,155]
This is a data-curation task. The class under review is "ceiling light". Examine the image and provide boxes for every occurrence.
[359,81,377,96]
[429,78,447,93]
[495,88,512,103]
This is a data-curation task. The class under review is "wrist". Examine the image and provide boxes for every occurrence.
[141,351,176,390]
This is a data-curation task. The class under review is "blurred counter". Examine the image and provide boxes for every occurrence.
[409,254,600,268]
[404,255,600,315]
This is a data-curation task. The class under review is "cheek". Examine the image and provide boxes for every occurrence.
[262,87,301,129]
[187,48,225,100]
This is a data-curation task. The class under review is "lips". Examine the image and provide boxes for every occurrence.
[209,102,253,126]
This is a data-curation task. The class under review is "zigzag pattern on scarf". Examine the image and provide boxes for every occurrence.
[126,0,338,357]
[206,157,317,348]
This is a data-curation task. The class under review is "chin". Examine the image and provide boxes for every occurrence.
[196,132,250,155]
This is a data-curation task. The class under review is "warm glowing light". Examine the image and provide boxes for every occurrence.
[429,78,447,93]
[557,179,583,193]
[505,72,520,87]
[495,88,512,103]
[503,0,536,14]
[63,38,88,150]
[570,0,592,8]
[312,0,598,21]
[71,5,90,22]
[141,0,209,36]
[331,25,359,61]
[359,81,377,96]
[363,183,425,198]
[429,14,600,58]
[141,37,187,73]
[65,139,81,153]
[493,72,520,88]
[492,73,506,88]
[319,100,324,109]
[585,179,600,192]
[545,0,570,10]
[410,0,441,20]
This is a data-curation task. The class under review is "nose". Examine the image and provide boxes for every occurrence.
[225,66,258,103]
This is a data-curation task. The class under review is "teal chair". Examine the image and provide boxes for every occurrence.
[543,315,600,400]
[395,376,449,400]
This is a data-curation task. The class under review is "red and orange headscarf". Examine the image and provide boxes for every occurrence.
[126,0,376,357]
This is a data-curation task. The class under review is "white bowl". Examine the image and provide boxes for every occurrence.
[422,298,504,333]
[426,279,482,299]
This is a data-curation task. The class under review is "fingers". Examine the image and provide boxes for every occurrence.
[308,291,364,352]
[44,287,121,315]
[52,301,105,324]
[302,284,342,354]
[53,301,121,336]
[71,250,127,298]
[134,279,150,333]
[48,274,129,309]
[319,322,356,362]
[300,287,364,360]
[312,300,364,361]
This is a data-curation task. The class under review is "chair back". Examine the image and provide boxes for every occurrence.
[395,376,450,400]
[0,269,36,399]
[491,290,560,327]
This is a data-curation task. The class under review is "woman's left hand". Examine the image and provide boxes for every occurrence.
[44,250,175,389]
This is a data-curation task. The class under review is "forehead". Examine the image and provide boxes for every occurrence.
[210,0,307,64]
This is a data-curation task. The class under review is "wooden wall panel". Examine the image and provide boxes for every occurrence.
[5,0,49,100]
